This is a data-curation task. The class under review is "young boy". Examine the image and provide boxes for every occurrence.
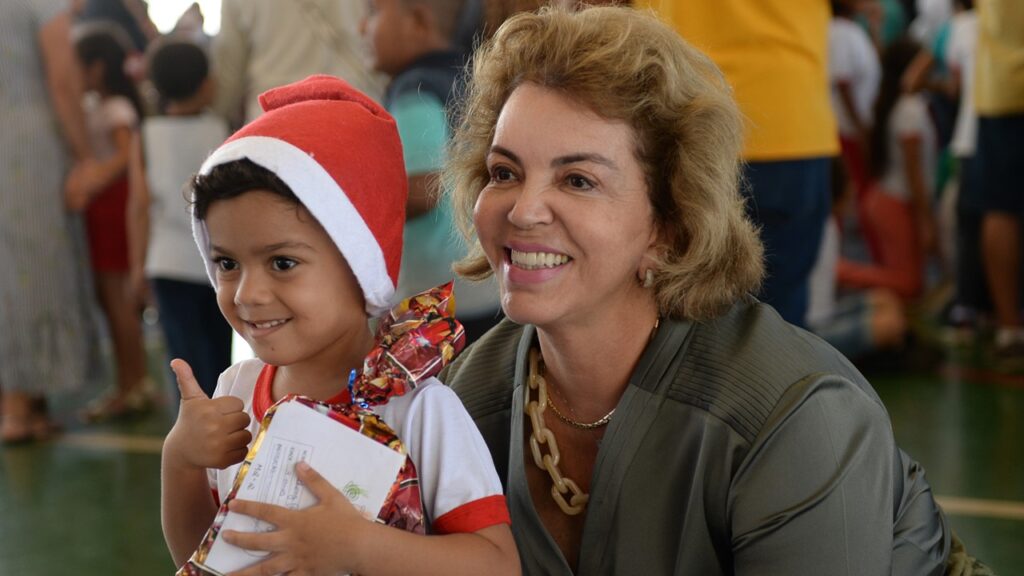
[127,38,232,397]
[362,0,501,343]
[160,75,518,575]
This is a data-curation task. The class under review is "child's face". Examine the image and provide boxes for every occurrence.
[361,0,418,76]
[205,190,369,369]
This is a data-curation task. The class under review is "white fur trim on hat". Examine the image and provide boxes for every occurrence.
[192,135,395,316]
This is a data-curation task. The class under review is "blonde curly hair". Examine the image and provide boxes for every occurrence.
[445,5,764,321]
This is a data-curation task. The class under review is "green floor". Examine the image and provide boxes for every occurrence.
[1,341,1022,574]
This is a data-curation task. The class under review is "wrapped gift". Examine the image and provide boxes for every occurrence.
[177,283,465,575]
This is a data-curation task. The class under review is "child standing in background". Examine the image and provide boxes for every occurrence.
[838,38,938,301]
[127,38,231,397]
[70,25,154,421]
[362,0,502,343]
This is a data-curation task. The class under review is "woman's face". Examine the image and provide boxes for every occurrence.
[473,83,659,330]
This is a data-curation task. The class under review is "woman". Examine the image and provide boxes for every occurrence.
[0,1,97,442]
[441,6,966,574]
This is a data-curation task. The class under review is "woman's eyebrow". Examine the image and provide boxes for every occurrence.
[488,145,521,164]
[551,153,618,170]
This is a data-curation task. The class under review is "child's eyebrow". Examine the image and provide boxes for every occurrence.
[256,241,315,254]
[208,241,315,255]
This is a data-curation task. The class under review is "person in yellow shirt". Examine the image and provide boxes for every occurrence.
[638,0,839,327]
[975,0,1024,367]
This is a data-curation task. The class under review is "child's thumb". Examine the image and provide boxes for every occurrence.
[170,359,207,401]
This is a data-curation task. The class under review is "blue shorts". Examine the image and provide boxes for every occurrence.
[976,114,1024,215]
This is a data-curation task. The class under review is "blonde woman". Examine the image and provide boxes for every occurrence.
[441,6,968,575]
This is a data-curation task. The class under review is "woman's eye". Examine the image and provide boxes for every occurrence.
[567,174,594,190]
[214,258,238,272]
[271,257,297,272]
[490,166,516,183]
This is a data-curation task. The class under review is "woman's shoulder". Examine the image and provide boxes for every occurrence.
[670,300,882,443]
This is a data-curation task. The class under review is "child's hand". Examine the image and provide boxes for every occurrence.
[222,462,373,576]
[165,359,252,470]
[64,159,104,212]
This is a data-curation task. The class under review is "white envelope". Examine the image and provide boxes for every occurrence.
[201,399,406,574]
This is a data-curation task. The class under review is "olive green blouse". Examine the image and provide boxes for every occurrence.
[443,301,950,575]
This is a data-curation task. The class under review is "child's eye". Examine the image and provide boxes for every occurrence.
[489,166,517,184]
[214,257,238,272]
[271,257,298,272]
[566,174,594,191]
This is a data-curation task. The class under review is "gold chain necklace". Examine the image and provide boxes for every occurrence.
[546,379,615,430]
[523,318,660,516]
[524,348,590,515]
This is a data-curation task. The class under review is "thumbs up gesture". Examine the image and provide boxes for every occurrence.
[164,359,252,470]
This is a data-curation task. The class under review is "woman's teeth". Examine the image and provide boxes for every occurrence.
[510,249,570,270]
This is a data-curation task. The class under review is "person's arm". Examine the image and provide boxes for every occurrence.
[223,464,519,576]
[211,0,249,127]
[38,9,91,160]
[66,124,135,211]
[126,131,150,301]
[900,134,937,255]
[408,173,442,218]
[391,92,448,220]
[730,376,899,574]
[835,80,869,142]
[162,360,253,567]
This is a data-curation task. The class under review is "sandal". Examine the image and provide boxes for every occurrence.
[81,379,158,423]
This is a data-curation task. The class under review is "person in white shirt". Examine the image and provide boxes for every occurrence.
[830,0,881,198]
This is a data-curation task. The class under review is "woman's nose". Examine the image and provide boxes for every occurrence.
[506,179,554,229]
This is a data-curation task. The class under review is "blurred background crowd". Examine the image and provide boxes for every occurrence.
[1,0,1021,440]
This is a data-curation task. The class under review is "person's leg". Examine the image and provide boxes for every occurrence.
[954,156,991,314]
[153,278,232,397]
[982,213,1021,329]
[837,187,924,299]
[976,114,1024,355]
[84,272,150,420]
[742,157,831,327]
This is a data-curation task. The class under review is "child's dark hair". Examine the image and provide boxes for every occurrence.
[830,0,855,17]
[192,159,300,220]
[148,38,209,103]
[409,0,467,43]
[869,37,922,179]
[75,26,144,117]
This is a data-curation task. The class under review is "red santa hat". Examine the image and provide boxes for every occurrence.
[193,75,407,316]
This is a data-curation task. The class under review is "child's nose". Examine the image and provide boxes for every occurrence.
[233,270,272,307]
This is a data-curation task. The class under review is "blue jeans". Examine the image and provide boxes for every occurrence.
[152,278,232,398]
[743,158,831,327]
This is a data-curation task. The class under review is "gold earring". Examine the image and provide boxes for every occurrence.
[642,269,654,289]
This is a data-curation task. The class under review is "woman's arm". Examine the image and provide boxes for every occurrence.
[38,9,91,160]
[730,377,899,574]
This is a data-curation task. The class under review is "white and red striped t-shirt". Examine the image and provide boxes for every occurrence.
[207,358,510,534]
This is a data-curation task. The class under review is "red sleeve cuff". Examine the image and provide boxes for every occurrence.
[432,494,511,535]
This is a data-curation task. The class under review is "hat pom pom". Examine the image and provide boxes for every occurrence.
[258,74,387,120]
